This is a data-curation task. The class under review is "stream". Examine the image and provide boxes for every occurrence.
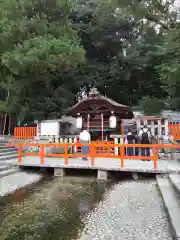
[0,176,112,240]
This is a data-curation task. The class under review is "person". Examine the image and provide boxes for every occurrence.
[125,128,135,157]
[79,129,91,161]
[134,131,139,156]
[138,125,151,158]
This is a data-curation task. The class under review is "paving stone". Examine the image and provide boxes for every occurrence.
[78,180,172,240]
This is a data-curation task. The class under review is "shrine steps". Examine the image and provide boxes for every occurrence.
[157,174,180,240]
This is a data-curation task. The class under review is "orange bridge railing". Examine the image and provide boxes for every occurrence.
[8,142,180,169]
[14,127,37,139]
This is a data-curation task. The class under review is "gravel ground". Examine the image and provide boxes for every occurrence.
[0,172,42,196]
[78,180,172,240]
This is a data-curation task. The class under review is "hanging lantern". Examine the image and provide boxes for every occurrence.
[109,112,117,128]
[76,114,83,129]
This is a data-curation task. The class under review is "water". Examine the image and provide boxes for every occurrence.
[0,177,173,240]
[0,177,111,240]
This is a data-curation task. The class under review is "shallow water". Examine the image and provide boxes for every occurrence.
[0,177,173,240]
[0,177,111,240]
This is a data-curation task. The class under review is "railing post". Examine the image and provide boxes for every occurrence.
[73,137,77,153]
[40,144,44,164]
[120,144,124,168]
[153,145,158,169]
[114,137,118,155]
[64,144,68,165]
[90,143,95,166]
[19,127,21,139]
[18,144,22,164]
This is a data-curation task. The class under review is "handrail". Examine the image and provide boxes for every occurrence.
[8,142,180,169]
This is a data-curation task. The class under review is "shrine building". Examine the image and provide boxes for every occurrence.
[64,87,134,143]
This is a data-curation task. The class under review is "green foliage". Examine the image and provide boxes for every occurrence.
[0,0,180,122]
[156,23,180,110]
[139,96,164,116]
[2,34,84,74]
[0,0,85,121]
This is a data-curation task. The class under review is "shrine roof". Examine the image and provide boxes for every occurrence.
[68,95,130,110]
[64,87,134,119]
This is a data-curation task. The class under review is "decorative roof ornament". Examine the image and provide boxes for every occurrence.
[89,87,100,97]
[76,86,88,102]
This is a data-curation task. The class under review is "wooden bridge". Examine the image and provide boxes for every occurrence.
[8,142,180,179]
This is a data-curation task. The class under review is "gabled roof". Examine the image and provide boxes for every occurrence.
[67,95,130,112]
[64,87,134,119]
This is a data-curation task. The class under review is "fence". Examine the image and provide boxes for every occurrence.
[13,123,180,141]
[168,124,180,140]
[8,142,180,169]
[14,127,37,139]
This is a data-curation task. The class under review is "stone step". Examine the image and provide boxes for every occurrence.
[0,165,10,172]
[0,150,18,156]
[0,168,19,179]
[0,145,17,150]
[169,174,180,196]
[156,175,180,240]
[0,153,18,162]
[1,159,18,165]
[0,140,11,144]
[0,143,9,147]
[0,147,17,152]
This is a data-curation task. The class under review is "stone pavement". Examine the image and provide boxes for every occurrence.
[17,156,180,173]
[78,181,172,240]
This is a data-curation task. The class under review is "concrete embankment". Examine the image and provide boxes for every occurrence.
[0,139,18,179]
[0,138,43,200]
[157,174,180,240]
[0,172,43,199]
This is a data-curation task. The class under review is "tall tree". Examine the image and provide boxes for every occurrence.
[0,0,85,121]
[157,23,180,110]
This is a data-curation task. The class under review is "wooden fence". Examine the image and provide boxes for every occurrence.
[14,127,37,139]
[13,124,180,141]
[168,124,180,140]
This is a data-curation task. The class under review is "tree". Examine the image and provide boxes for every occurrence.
[70,0,169,106]
[139,96,164,115]
[117,0,177,30]
[0,0,179,123]
[156,22,180,110]
[0,0,85,121]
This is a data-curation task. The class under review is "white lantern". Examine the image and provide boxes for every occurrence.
[76,114,82,128]
[109,115,117,128]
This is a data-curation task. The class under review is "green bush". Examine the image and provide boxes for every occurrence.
[139,96,164,116]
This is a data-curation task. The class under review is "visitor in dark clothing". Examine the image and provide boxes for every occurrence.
[134,133,139,156]
[126,128,135,156]
[138,125,151,157]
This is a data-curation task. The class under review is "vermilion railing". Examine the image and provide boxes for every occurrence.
[92,141,115,154]
[168,124,180,140]
[14,127,37,139]
[7,142,176,169]
[76,141,115,154]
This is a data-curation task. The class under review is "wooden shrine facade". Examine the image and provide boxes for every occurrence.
[65,87,134,134]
